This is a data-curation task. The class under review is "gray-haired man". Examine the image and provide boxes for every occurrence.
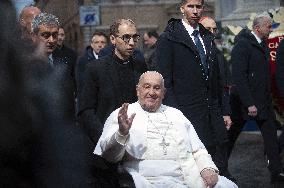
[31,13,59,59]
[229,12,284,183]
[31,13,76,120]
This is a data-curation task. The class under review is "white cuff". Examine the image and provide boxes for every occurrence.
[115,131,129,146]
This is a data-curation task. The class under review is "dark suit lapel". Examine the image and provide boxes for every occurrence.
[172,23,200,56]
[179,23,211,81]
[201,34,212,76]
[202,35,212,60]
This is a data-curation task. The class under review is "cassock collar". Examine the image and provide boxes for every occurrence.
[113,54,131,65]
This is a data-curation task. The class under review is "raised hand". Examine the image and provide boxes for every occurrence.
[118,103,136,136]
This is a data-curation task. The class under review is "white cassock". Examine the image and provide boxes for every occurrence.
[94,102,238,188]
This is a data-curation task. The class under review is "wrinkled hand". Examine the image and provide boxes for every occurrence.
[248,105,257,117]
[223,116,232,130]
[118,103,136,136]
[201,169,218,188]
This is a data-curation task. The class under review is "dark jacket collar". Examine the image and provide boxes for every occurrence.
[162,18,214,54]
[84,46,96,60]
[235,28,265,52]
[164,19,214,42]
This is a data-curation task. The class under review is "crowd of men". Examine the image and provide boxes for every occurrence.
[1,0,284,187]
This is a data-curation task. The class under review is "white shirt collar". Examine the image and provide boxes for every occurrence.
[48,53,53,61]
[93,51,99,59]
[182,19,199,36]
[251,31,262,44]
[181,19,206,54]
[48,54,54,66]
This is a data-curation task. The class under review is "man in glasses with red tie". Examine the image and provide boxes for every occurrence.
[77,18,147,187]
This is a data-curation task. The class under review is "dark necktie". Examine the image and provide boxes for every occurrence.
[260,40,266,49]
[48,55,54,67]
[192,30,207,74]
[260,40,269,59]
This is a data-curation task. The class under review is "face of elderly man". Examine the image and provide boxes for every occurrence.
[256,17,273,40]
[136,72,165,112]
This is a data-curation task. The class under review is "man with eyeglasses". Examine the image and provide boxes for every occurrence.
[156,0,235,183]
[77,18,147,187]
[29,12,95,187]
[31,13,76,120]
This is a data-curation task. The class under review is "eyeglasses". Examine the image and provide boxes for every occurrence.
[39,32,58,40]
[116,34,140,43]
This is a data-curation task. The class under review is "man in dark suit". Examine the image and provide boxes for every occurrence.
[77,18,147,187]
[31,13,75,120]
[0,3,96,186]
[199,16,233,130]
[156,0,232,181]
[77,19,147,145]
[229,13,284,183]
[53,26,77,75]
[143,30,159,70]
[76,31,108,94]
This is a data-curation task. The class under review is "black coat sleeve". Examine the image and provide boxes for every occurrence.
[216,50,232,115]
[231,40,255,108]
[75,56,89,94]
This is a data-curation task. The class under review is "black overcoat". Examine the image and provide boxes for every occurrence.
[231,29,273,120]
[156,18,227,146]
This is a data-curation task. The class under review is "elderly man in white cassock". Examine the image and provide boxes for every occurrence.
[94,71,238,188]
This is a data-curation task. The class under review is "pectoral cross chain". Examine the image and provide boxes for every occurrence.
[159,137,170,155]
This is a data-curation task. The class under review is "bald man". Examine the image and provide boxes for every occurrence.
[199,17,218,35]
[199,16,235,182]
[199,16,232,130]
[19,5,41,40]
